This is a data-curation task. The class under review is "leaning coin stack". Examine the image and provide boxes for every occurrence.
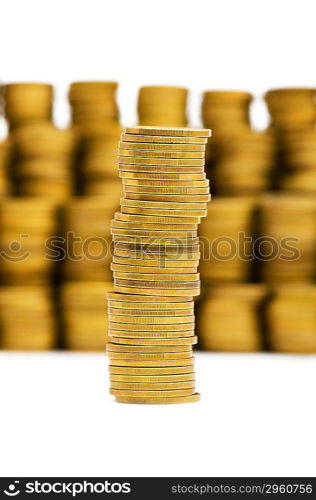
[260,194,316,284]
[61,282,113,351]
[2,83,53,130]
[198,284,266,352]
[107,125,211,405]
[137,86,188,127]
[266,285,316,353]
[265,88,316,132]
[0,286,55,350]
[0,199,59,285]
[0,138,11,196]
[12,123,76,200]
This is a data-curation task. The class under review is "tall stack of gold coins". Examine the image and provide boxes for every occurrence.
[199,197,256,283]
[2,83,53,130]
[61,282,113,351]
[0,139,11,196]
[137,86,188,127]
[0,286,55,350]
[267,285,316,353]
[107,126,211,404]
[12,123,76,199]
[68,81,122,196]
[260,194,316,283]
[198,285,266,352]
[0,199,59,285]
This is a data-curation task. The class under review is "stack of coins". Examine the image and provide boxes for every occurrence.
[213,131,274,195]
[137,86,188,127]
[61,282,112,351]
[0,138,11,196]
[199,197,255,283]
[0,286,55,350]
[0,199,59,285]
[2,83,53,129]
[266,285,316,353]
[63,197,114,282]
[260,194,316,283]
[12,123,76,199]
[198,284,266,352]
[265,88,316,131]
[107,125,211,405]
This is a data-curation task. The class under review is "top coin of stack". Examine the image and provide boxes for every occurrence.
[138,86,188,127]
[2,83,53,129]
[108,126,211,405]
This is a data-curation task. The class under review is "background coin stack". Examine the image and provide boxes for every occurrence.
[266,285,316,353]
[2,83,53,130]
[107,125,211,404]
[199,196,256,283]
[259,194,316,284]
[61,281,112,351]
[137,86,188,127]
[198,284,266,352]
[62,197,115,282]
[0,286,55,350]
[0,199,59,286]
[0,139,11,196]
[12,123,76,199]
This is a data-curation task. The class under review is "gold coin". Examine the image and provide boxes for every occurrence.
[113,249,200,260]
[109,357,194,367]
[110,381,195,390]
[112,256,199,268]
[109,321,195,331]
[118,156,204,166]
[114,278,200,288]
[110,373,194,382]
[109,315,194,325]
[124,193,210,203]
[112,272,199,282]
[110,264,197,274]
[108,330,195,338]
[108,351,192,360]
[111,387,194,397]
[108,306,194,316]
[108,301,194,311]
[109,336,198,345]
[107,343,192,352]
[122,179,209,188]
[111,228,197,238]
[112,219,198,230]
[119,141,205,151]
[114,392,200,404]
[107,292,192,302]
[119,164,204,173]
[121,133,208,144]
[123,186,210,195]
[121,206,207,218]
[114,285,199,296]
[109,365,194,375]
[114,211,201,224]
[119,149,204,159]
[119,171,206,180]
[113,239,200,249]
[125,126,211,138]
[121,198,208,210]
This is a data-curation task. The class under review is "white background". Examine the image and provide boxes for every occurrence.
[1,0,316,477]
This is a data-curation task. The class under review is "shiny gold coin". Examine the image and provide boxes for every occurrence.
[119,141,205,151]
[119,171,206,180]
[111,387,194,397]
[107,343,192,352]
[107,292,192,302]
[110,264,197,274]
[108,330,195,338]
[110,373,194,382]
[113,239,200,249]
[123,186,210,195]
[108,306,194,316]
[110,381,195,390]
[112,272,199,282]
[109,336,197,345]
[109,357,194,367]
[114,278,200,289]
[118,149,204,159]
[109,364,194,375]
[124,193,210,203]
[114,285,199,296]
[114,392,200,404]
[109,315,194,325]
[109,321,195,331]
[112,219,198,230]
[118,156,204,166]
[114,211,201,224]
[123,179,209,188]
[108,301,194,311]
[121,206,207,218]
[112,256,199,268]
[119,164,204,173]
[121,198,208,210]
[111,228,197,238]
[108,351,192,360]
[113,249,200,261]
[125,126,211,138]
[121,133,208,144]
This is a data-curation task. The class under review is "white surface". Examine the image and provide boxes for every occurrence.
[0,351,315,476]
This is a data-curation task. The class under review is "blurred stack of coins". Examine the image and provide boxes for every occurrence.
[0,286,55,350]
[266,285,316,353]
[199,197,255,283]
[198,284,266,351]
[12,123,76,199]
[0,139,11,196]
[68,81,122,196]
[137,86,188,126]
[107,125,211,404]
[2,83,53,130]
[259,194,316,283]
[0,199,58,285]
[61,282,112,351]
[63,197,114,282]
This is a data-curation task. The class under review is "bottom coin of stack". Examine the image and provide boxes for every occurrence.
[107,292,199,404]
